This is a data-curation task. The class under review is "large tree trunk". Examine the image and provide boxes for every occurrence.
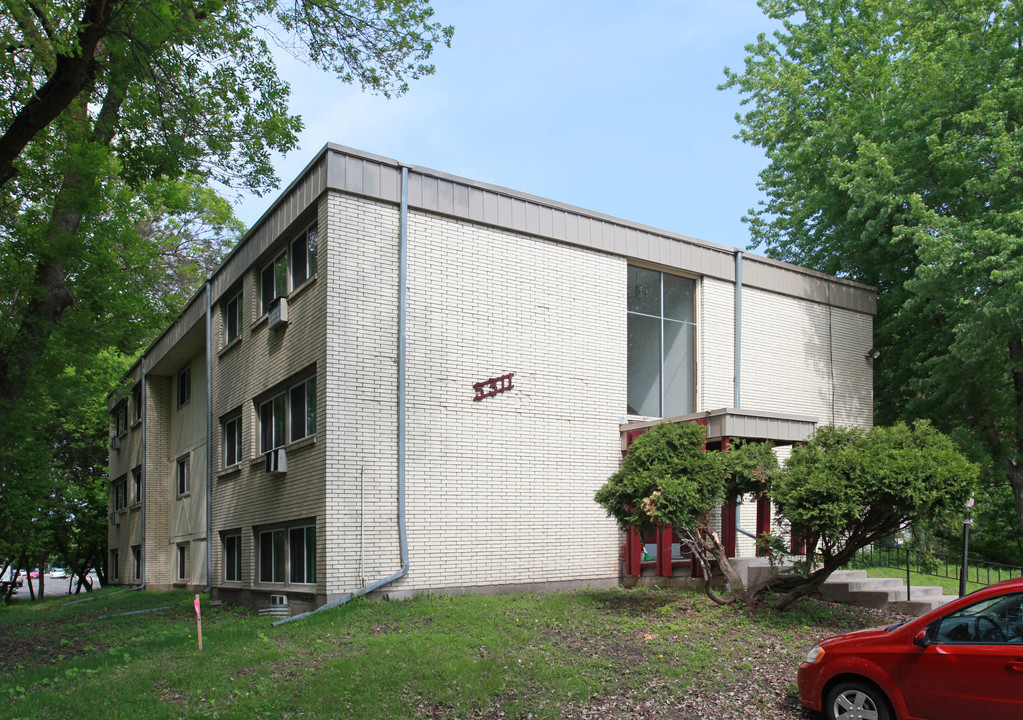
[0,86,124,442]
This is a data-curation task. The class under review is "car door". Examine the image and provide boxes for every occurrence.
[899,592,1023,720]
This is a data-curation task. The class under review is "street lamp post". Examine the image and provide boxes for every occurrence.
[959,497,975,598]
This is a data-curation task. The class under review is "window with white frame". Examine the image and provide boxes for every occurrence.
[112,476,128,512]
[132,467,142,505]
[291,223,318,287]
[260,251,288,315]
[132,545,141,581]
[223,533,241,583]
[259,373,317,453]
[626,267,697,418]
[289,525,316,584]
[176,456,190,496]
[176,544,187,582]
[258,222,319,316]
[178,365,192,407]
[132,385,142,423]
[259,394,286,454]
[225,291,242,344]
[289,377,316,442]
[258,523,315,585]
[113,403,128,436]
[223,413,242,468]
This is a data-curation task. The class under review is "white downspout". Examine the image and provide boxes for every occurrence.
[276,166,411,624]
[205,282,213,593]
[734,250,743,409]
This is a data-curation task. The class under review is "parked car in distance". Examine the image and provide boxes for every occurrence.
[28,569,39,579]
[49,567,67,579]
[798,576,1023,720]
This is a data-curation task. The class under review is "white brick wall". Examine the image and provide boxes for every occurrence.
[739,287,873,428]
[698,277,736,410]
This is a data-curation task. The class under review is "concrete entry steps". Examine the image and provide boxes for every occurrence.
[731,559,959,616]
[819,569,959,616]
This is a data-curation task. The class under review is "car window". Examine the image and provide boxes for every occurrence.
[931,592,1023,644]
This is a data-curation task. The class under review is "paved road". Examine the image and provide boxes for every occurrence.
[9,574,100,600]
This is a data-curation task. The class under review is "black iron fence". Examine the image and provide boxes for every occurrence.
[855,543,1023,596]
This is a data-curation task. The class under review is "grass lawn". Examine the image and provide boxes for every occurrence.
[0,585,904,720]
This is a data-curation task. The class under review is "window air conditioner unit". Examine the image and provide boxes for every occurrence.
[269,594,288,606]
[268,296,289,329]
[264,447,287,474]
[111,512,121,525]
[110,436,121,450]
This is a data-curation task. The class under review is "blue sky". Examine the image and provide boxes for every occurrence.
[232,0,780,251]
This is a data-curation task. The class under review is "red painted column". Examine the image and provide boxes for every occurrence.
[722,498,737,558]
[657,526,673,576]
[626,527,642,575]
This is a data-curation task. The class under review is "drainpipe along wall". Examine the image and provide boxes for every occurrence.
[734,250,742,410]
[275,167,411,625]
[205,282,213,594]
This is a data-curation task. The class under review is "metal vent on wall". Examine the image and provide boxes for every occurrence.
[268,296,289,329]
[264,447,287,474]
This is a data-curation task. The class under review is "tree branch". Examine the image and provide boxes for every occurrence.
[0,0,117,188]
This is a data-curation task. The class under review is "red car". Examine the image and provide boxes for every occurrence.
[798,576,1023,720]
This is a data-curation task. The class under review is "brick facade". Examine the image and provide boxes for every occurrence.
[107,145,875,610]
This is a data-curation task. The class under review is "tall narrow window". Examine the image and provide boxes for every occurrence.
[224,414,242,467]
[177,545,187,581]
[289,526,316,584]
[260,252,288,315]
[627,267,696,418]
[292,223,318,287]
[132,467,142,505]
[178,366,192,407]
[224,534,242,583]
[259,529,285,583]
[132,546,142,581]
[260,394,286,453]
[225,291,242,344]
[111,549,119,581]
[113,403,128,435]
[176,456,190,496]
[289,377,316,442]
[132,385,143,423]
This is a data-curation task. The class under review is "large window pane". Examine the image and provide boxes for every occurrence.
[259,532,272,582]
[627,266,661,316]
[663,275,695,323]
[663,320,695,417]
[628,313,661,417]
[627,268,696,417]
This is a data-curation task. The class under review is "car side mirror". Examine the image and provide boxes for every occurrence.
[913,628,931,648]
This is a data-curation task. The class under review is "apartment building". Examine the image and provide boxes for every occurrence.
[107,144,876,613]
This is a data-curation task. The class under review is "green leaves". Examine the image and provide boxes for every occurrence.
[595,422,724,533]
[775,421,977,551]
[728,0,1023,534]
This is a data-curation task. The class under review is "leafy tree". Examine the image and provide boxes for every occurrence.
[770,421,977,609]
[723,1,1023,538]
[0,0,453,441]
[594,422,779,605]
